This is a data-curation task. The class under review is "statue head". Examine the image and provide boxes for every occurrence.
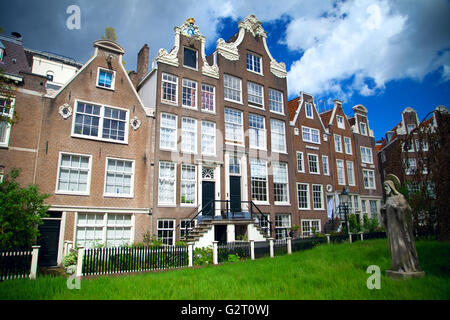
[383,174,401,197]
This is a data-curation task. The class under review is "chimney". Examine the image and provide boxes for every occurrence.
[334,99,343,108]
[11,32,23,44]
[137,44,149,82]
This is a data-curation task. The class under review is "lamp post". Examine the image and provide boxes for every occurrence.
[340,186,349,235]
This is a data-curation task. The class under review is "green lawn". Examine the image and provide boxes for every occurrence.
[1,239,449,300]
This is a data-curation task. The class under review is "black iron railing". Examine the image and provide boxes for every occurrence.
[0,248,33,281]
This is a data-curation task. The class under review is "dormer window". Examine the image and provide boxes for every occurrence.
[305,102,314,119]
[360,122,367,135]
[97,68,115,90]
[407,124,416,134]
[183,47,197,70]
[336,115,345,129]
[246,52,262,74]
[386,132,393,142]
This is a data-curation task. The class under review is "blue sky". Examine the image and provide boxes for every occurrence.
[1,0,449,141]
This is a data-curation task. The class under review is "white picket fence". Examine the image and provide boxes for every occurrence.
[0,246,40,281]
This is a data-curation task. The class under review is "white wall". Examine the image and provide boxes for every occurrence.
[32,56,79,87]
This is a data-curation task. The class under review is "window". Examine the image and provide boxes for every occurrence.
[353,195,359,211]
[201,121,216,155]
[369,200,378,217]
[273,162,289,204]
[360,147,373,164]
[269,89,283,114]
[57,153,91,195]
[158,219,175,246]
[182,79,197,108]
[407,124,416,134]
[404,158,417,175]
[346,161,355,186]
[301,220,320,237]
[97,68,115,90]
[360,122,367,135]
[415,139,428,152]
[161,73,178,104]
[248,82,264,107]
[181,117,197,154]
[0,97,13,147]
[249,113,266,150]
[160,113,177,151]
[73,101,128,143]
[334,135,343,153]
[297,183,310,210]
[0,48,4,62]
[305,102,313,119]
[275,214,291,240]
[201,84,215,112]
[271,119,286,153]
[225,108,243,143]
[250,159,268,202]
[344,137,352,154]
[183,47,197,69]
[77,213,131,248]
[229,156,240,175]
[158,161,176,205]
[296,152,304,173]
[363,169,376,189]
[336,159,345,185]
[322,156,330,175]
[337,116,345,129]
[302,126,320,144]
[224,74,242,103]
[104,158,134,197]
[180,219,197,239]
[312,184,324,210]
[361,200,367,213]
[308,154,320,175]
[180,164,196,205]
[246,52,262,74]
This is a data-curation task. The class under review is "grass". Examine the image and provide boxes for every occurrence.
[0,239,449,300]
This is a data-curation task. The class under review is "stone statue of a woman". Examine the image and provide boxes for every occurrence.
[380,174,425,278]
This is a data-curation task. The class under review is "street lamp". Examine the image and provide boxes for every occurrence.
[340,186,349,235]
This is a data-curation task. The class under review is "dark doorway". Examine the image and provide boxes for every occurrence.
[214,225,227,243]
[229,176,241,213]
[38,219,61,267]
[202,181,215,217]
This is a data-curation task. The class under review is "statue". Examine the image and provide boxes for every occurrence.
[380,174,425,279]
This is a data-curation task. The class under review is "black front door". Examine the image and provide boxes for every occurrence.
[38,219,61,267]
[229,176,241,213]
[202,181,215,217]
[214,225,227,243]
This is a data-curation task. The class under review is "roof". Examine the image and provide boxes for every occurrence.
[0,36,31,75]
[319,109,333,126]
[288,96,300,122]
[24,48,83,68]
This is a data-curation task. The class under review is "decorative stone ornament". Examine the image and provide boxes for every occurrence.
[58,103,72,119]
[130,116,141,130]
[181,18,201,38]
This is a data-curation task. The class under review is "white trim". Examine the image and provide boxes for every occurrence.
[336,159,346,186]
[161,72,179,106]
[360,146,374,164]
[246,51,263,76]
[296,182,310,210]
[344,136,352,155]
[322,155,330,176]
[312,184,325,211]
[296,151,305,173]
[55,151,92,196]
[307,153,320,175]
[49,206,149,214]
[181,78,198,109]
[157,161,177,206]
[301,126,321,144]
[159,112,178,152]
[346,161,356,186]
[224,74,243,104]
[96,67,116,91]
[270,118,287,153]
[273,161,290,206]
[363,169,376,190]
[0,95,15,148]
[180,163,197,207]
[103,157,135,198]
[181,117,198,154]
[334,134,343,153]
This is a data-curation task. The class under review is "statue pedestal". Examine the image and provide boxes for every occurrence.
[385,270,425,279]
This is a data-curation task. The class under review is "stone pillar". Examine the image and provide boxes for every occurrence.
[250,240,255,260]
[286,237,292,255]
[30,246,40,280]
[326,234,330,244]
[268,238,274,258]
[212,241,218,265]
[349,233,353,243]
[359,232,364,241]
[76,246,85,278]
[188,243,194,267]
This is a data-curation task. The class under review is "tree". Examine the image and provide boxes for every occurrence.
[0,169,49,249]
[101,26,117,42]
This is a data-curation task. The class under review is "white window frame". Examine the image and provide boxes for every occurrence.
[270,119,287,153]
[322,156,330,176]
[404,158,417,175]
[224,74,242,104]
[307,153,320,175]
[182,79,197,109]
[334,134,343,153]
[158,161,177,206]
[297,183,310,210]
[336,115,345,129]
[104,157,135,198]
[181,117,197,154]
[360,122,368,135]
[336,159,346,186]
[312,184,324,210]
[157,219,175,246]
[407,124,416,134]
[72,100,129,144]
[225,108,244,145]
[246,52,263,75]
[344,137,352,155]
[0,96,14,148]
[250,159,269,204]
[159,113,178,151]
[275,214,291,240]
[301,126,321,144]
[360,146,373,164]
[183,47,198,70]
[296,151,305,173]
[201,121,216,156]
[363,169,376,190]
[247,81,264,108]
[268,88,284,114]
[96,67,116,91]
[249,113,266,150]
[305,102,314,119]
[301,219,321,237]
[273,162,289,205]
[180,164,197,206]
[161,73,178,105]
[55,152,92,196]
[346,161,355,186]
[201,83,215,113]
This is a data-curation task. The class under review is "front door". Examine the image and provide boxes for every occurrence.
[202,181,215,217]
[229,176,241,213]
[38,219,61,267]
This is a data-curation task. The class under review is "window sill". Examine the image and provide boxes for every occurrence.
[275,202,291,206]
[157,204,177,207]
[253,201,270,206]
[55,191,90,196]
[201,109,216,115]
[248,104,265,111]
[269,110,285,116]
[104,194,134,199]
[224,98,243,105]
[71,134,128,145]
[96,85,115,91]
[161,100,179,107]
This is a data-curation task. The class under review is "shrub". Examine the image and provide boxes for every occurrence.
[193,247,213,266]
[227,253,240,263]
